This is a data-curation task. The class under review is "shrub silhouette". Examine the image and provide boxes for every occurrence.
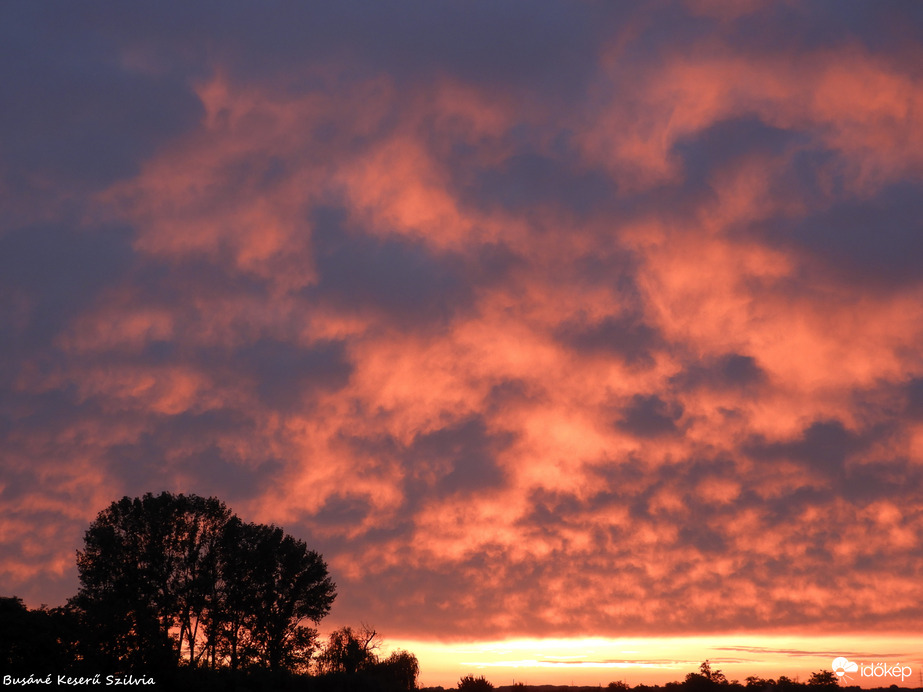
[684,660,730,691]
[807,671,839,688]
[458,674,494,691]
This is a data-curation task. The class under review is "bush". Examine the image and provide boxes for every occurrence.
[457,675,494,691]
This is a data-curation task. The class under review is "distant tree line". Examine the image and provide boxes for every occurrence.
[436,662,856,692]
[1,492,419,692]
[603,662,845,692]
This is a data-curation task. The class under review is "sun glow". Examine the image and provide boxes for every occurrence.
[387,635,923,689]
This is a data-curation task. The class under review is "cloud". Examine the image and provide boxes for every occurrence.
[3,0,923,645]
[463,151,618,217]
[672,353,767,391]
[0,4,202,193]
[0,224,135,354]
[556,313,663,367]
[905,378,923,418]
[236,338,353,410]
[406,416,512,498]
[616,395,685,439]
[745,420,875,476]
[759,182,923,287]
[307,208,474,326]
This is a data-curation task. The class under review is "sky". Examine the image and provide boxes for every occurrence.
[2,0,923,687]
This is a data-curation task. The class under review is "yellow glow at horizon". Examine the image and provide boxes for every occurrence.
[382,634,923,689]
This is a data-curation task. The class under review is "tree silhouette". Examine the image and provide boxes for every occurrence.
[684,661,730,692]
[216,518,335,671]
[73,492,227,668]
[377,650,421,691]
[315,625,382,675]
[0,597,76,674]
[807,671,839,687]
[72,492,335,672]
[458,674,494,691]
[700,661,728,684]
[312,625,420,690]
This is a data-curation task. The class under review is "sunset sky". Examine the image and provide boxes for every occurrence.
[3,1,923,687]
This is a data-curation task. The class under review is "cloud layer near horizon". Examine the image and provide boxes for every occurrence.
[3,1,923,639]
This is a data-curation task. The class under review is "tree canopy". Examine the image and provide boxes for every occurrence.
[315,626,420,690]
[72,491,336,672]
[458,675,495,691]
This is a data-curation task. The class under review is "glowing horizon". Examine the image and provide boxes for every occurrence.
[385,635,923,689]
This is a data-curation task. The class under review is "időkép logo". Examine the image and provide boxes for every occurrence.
[832,657,913,682]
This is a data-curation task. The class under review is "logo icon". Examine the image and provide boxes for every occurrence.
[831,656,913,682]
[832,657,858,679]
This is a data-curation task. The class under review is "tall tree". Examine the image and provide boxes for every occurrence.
[166,494,231,665]
[217,518,335,671]
[73,492,222,668]
[72,492,335,672]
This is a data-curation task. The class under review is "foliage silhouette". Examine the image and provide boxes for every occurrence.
[316,625,382,675]
[684,660,730,692]
[806,671,839,688]
[72,491,335,672]
[215,517,334,671]
[775,675,799,692]
[745,676,773,688]
[72,492,230,669]
[313,625,420,691]
[458,675,495,691]
[0,597,76,674]
[377,650,422,691]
